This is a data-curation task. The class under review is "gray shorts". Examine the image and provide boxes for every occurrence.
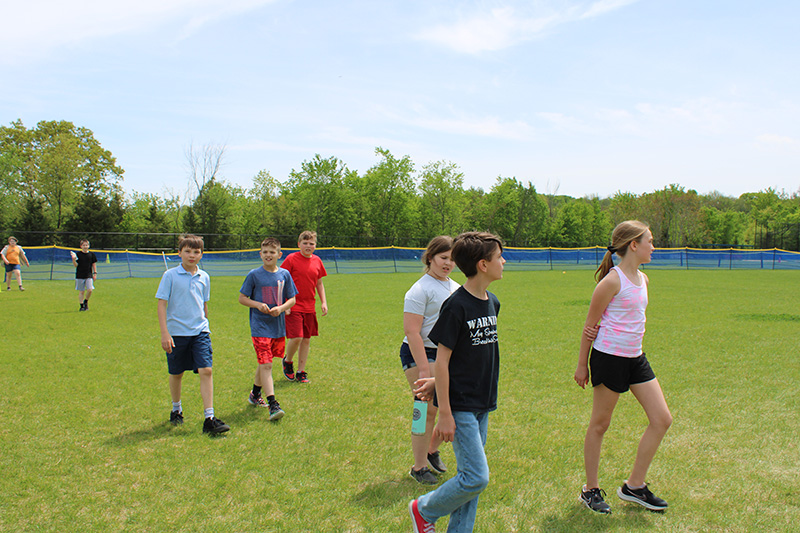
[75,278,94,291]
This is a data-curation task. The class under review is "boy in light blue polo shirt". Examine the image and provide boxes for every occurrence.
[156,235,229,435]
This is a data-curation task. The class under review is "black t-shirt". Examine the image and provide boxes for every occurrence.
[429,286,501,412]
[75,251,97,279]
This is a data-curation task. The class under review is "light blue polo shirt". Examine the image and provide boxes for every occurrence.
[156,264,210,336]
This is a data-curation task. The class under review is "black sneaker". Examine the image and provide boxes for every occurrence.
[617,483,668,511]
[79,303,86,312]
[410,466,438,485]
[169,410,184,426]
[427,451,447,473]
[295,370,309,383]
[282,360,295,381]
[18,286,24,291]
[83,299,88,310]
[202,417,230,434]
[580,485,611,514]
[268,401,285,421]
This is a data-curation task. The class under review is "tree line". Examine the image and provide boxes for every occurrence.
[2,119,799,250]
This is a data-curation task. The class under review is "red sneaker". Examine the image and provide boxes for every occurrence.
[408,499,435,533]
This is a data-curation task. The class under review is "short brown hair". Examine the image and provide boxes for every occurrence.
[178,234,204,252]
[261,237,281,249]
[80,239,89,245]
[298,230,317,242]
[421,235,453,272]
[451,232,503,278]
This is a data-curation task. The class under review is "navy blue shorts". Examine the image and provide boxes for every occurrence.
[167,332,213,375]
[590,347,656,393]
[5,263,20,273]
[399,342,437,371]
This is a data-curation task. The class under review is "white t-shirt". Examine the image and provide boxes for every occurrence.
[403,273,460,349]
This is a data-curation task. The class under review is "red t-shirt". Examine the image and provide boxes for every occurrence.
[281,252,327,313]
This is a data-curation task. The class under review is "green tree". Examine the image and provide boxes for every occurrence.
[418,160,465,236]
[0,119,123,230]
[361,147,417,245]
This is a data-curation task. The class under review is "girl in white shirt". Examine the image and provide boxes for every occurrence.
[575,220,672,514]
[401,236,459,485]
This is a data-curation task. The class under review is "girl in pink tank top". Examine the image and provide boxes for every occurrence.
[574,221,673,514]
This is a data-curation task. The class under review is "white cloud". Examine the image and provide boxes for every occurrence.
[580,0,640,20]
[414,0,640,54]
[756,134,800,148]
[0,0,275,65]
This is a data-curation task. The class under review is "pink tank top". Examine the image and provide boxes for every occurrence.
[592,266,647,358]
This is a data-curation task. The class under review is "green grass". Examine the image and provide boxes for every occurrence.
[1,270,798,532]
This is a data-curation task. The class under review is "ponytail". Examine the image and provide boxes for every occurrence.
[594,220,649,282]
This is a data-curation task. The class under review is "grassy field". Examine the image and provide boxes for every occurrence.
[1,270,798,532]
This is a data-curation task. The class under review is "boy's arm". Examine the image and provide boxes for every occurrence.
[238,292,269,314]
[71,252,77,268]
[22,249,29,267]
[316,279,328,316]
[1,247,7,264]
[157,299,174,354]
[269,296,295,317]
[204,301,209,319]
[433,345,455,443]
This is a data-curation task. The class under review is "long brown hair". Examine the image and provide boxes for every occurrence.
[595,220,649,282]
[421,235,454,273]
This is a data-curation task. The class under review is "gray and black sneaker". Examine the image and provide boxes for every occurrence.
[410,466,438,485]
[268,401,285,421]
[169,410,184,426]
[202,416,230,434]
[427,451,447,473]
[617,483,668,511]
[580,485,611,514]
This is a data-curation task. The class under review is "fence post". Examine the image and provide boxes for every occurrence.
[50,245,55,281]
[773,248,777,270]
[392,246,398,273]
[685,248,689,270]
[333,247,339,274]
[548,248,553,271]
[126,250,132,278]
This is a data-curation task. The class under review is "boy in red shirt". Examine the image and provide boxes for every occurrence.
[281,231,328,383]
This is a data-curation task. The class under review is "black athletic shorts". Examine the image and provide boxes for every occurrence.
[589,347,656,393]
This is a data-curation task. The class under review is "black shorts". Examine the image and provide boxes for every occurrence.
[590,347,656,393]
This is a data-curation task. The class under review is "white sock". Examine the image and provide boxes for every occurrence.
[204,408,214,419]
[172,401,182,413]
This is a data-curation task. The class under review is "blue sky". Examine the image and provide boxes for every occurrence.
[2,0,798,200]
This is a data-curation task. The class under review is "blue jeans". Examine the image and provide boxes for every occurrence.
[417,410,490,532]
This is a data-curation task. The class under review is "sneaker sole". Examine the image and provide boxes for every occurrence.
[408,500,429,533]
[579,494,611,514]
[269,410,285,421]
[427,457,446,474]
[616,487,667,511]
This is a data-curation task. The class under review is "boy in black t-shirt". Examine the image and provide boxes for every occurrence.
[70,239,98,311]
[409,232,505,533]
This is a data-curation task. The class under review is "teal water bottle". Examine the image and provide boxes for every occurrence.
[411,397,427,436]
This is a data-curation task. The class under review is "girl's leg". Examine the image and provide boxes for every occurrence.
[14,269,22,287]
[404,366,430,471]
[584,384,620,488]
[627,379,672,486]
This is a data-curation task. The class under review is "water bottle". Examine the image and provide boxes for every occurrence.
[411,397,428,436]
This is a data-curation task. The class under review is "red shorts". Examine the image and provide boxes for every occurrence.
[252,336,286,364]
[285,311,319,339]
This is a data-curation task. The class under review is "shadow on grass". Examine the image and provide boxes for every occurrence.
[105,421,194,446]
[538,502,660,532]
[734,313,800,322]
[352,478,421,508]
